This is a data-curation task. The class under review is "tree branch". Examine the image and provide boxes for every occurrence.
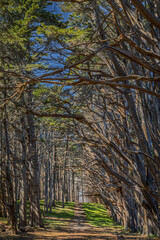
[130,0,160,29]
[28,110,84,121]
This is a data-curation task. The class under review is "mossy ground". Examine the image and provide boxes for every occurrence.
[0,201,74,231]
[83,202,123,229]
[40,201,74,229]
[0,202,158,240]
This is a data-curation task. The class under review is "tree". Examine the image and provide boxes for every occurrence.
[28,0,160,235]
[0,0,160,236]
[0,0,66,232]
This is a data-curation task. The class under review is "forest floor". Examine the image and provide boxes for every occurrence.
[0,203,158,240]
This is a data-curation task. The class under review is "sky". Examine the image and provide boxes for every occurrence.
[35,2,71,88]
[46,2,69,21]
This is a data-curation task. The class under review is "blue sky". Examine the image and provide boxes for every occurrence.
[46,2,69,21]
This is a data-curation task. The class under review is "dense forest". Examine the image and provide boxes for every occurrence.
[0,0,160,237]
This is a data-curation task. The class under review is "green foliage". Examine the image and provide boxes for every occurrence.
[0,0,65,72]
[83,203,123,228]
[33,84,83,132]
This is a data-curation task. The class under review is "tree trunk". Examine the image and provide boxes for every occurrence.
[62,139,68,208]
[27,89,43,227]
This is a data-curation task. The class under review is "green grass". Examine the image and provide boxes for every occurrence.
[40,201,74,219]
[83,202,123,229]
[40,201,75,229]
[0,217,6,221]
[0,216,7,224]
[147,235,159,239]
[0,201,75,231]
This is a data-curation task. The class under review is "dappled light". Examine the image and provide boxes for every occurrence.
[0,0,160,239]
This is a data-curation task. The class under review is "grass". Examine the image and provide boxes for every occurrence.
[147,235,159,239]
[83,202,123,229]
[40,201,75,229]
[0,217,6,221]
[0,201,74,231]
[0,217,7,224]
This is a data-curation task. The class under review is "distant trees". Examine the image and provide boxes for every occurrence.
[0,86,84,232]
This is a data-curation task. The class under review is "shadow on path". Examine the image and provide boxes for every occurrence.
[0,204,152,240]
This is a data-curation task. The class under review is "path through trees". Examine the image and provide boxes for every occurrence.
[0,203,153,240]
[0,0,160,237]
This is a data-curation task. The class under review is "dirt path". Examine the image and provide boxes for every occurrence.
[71,203,91,230]
[59,204,147,240]
[0,204,153,240]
